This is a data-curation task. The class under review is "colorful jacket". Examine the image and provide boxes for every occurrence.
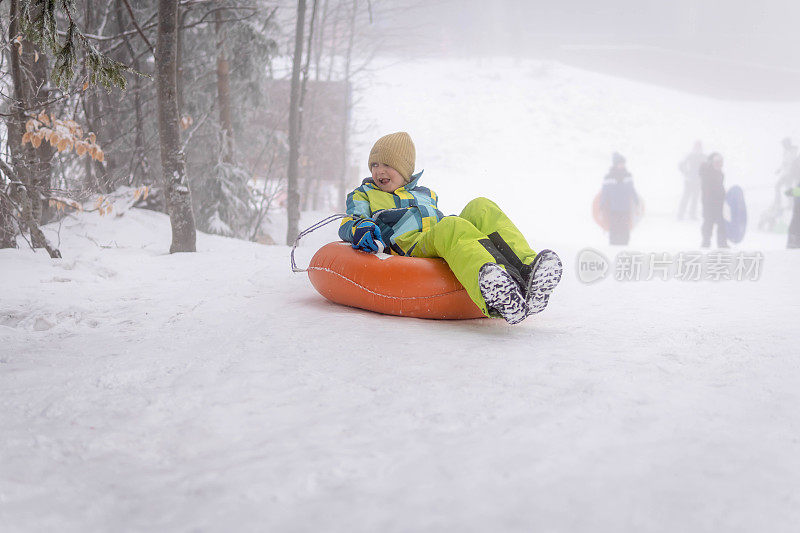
[339,171,444,255]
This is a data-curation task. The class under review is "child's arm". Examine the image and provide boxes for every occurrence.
[339,187,373,243]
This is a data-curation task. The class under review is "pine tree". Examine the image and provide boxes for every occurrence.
[18,0,135,90]
[184,1,277,240]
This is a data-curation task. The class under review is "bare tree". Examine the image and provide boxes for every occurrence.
[285,0,307,245]
[214,8,234,165]
[339,0,358,203]
[115,0,149,186]
[6,0,44,246]
[0,196,17,248]
[156,0,197,253]
[0,160,61,258]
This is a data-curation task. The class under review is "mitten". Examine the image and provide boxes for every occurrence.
[352,219,383,253]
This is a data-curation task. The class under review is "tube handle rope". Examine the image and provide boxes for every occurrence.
[290,213,350,273]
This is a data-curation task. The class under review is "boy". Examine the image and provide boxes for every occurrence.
[339,131,562,325]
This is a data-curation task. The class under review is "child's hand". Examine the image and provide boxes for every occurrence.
[352,219,383,253]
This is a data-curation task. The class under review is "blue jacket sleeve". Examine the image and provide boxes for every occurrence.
[339,186,373,242]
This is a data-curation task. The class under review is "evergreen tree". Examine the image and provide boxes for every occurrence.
[18,0,135,90]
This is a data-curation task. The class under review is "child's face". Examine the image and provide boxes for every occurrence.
[371,162,405,192]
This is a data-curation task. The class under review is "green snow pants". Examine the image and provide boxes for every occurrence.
[407,197,538,316]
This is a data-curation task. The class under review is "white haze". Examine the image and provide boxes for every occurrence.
[3,2,800,531]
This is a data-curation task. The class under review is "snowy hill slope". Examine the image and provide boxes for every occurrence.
[3,59,800,532]
[351,58,800,248]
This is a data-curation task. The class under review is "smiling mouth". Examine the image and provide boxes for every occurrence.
[378,178,390,185]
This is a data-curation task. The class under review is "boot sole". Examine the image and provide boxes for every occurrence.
[479,264,528,325]
[525,250,563,315]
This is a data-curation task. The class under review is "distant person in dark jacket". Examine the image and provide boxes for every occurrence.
[700,152,728,248]
[600,152,640,245]
[678,141,704,220]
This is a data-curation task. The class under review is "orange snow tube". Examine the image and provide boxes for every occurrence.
[592,192,645,230]
[307,241,485,320]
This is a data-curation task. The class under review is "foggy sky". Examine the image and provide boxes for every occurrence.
[384,0,800,69]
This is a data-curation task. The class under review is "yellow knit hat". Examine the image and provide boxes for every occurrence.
[368,132,416,183]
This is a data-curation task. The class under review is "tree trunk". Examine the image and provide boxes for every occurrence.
[116,0,147,185]
[214,9,235,165]
[325,1,341,81]
[8,0,31,180]
[0,160,60,258]
[1,0,22,248]
[0,191,17,248]
[314,0,329,81]
[339,0,357,205]
[297,0,318,213]
[21,38,54,221]
[82,0,107,193]
[177,5,186,116]
[286,0,306,245]
[156,0,197,253]
[7,0,44,247]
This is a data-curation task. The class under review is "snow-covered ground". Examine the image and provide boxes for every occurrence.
[3,59,800,532]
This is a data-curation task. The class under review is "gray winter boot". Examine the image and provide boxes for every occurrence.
[523,249,562,316]
[478,263,528,325]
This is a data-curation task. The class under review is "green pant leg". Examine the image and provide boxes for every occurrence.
[459,197,537,267]
[408,216,497,317]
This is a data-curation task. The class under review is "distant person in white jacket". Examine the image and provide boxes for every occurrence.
[785,156,800,249]
[677,141,704,220]
[774,137,798,209]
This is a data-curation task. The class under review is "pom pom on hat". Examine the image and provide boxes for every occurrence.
[368,132,416,182]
